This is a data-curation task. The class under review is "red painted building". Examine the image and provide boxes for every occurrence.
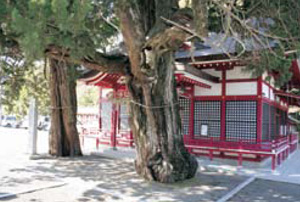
[78,43,300,169]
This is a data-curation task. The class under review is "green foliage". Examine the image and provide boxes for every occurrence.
[0,0,119,118]
[77,84,98,107]
[1,62,50,118]
[1,0,118,60]
[246,50,292,87]
[182,1,300,84]
[200,0,300,85]
[0,0,299,96]
[8,0,91,59]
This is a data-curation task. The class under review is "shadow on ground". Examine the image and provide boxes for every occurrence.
[229,179,300,202]
[1,155,248,201]
[0,193,17,201]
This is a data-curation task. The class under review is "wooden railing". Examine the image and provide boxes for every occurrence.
[184,136,272,152]
[183,134,295,155]
[290,133,299,143]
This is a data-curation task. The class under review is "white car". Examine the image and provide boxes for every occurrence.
[19,116,51,130]
[2,116,20,128]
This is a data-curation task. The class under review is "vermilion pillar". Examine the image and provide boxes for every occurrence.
[189,86,195,139]
[98,86,102,130]
[257,77,263,143]
[110,88,118,149]
[220,70,226,141]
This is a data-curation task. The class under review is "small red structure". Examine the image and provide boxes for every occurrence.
[78,47,300,170]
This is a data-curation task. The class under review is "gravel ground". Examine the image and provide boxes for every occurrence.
[229,179,300,202]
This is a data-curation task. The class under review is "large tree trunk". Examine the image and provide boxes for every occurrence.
[127,51,198,183]
[118,0,198,183]
[49,58,82,157]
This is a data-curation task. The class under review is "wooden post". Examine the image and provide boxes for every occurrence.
[220,70,226,141]
[110,89,117,150]
[209,150,213,161]
[238,153,243,168]
[272,154,276,170]
[129,131,134,147]
[96,138,99,150]
[238,141,243,168]
[187,86,195,141]
[98,87,102,130]
[256,155,261,161]
[257,77,263,143]
[28,98,38,155]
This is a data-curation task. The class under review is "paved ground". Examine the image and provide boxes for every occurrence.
[1,156,248,202]
[0,127,246,202]
[229,179,300,202]
[196,149,300,185]
[93,143,300,185]
[1,127,300,201]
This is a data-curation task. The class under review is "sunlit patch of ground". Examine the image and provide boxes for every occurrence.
[0,127,247,202]
[1,127,300,202]
[1,156,246,202]
[229,179,300,202]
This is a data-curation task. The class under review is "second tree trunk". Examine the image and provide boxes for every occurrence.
[49,59,82,157]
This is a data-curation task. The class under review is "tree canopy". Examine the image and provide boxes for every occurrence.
[1,61,50,117]
[0,0,299,80]
[0,0,124,73]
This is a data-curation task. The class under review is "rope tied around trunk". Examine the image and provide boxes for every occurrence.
[49,106,74,109]
[130,100,179,109]
[49,101,179,110]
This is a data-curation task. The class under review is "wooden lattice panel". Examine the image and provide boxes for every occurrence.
[225,101,257,142]
[262,103,270,141]
[276,109,280,137]
[270,106,276,140]
[280,110,287,136]
[179,97,191,136]
[194,101,221,138]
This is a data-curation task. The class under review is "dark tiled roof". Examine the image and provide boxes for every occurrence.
[175,32,277,59]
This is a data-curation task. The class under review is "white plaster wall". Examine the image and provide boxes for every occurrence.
[202,69,222,77]
[194,83,222,96]
[226,82,257,95]
[178,71,222,96]
[270,89,275,100]
[226,66,253,79]
[262,83,269,98]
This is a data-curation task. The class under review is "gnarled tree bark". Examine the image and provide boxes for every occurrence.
[118,0,198,183]
[46,0,201,181]
[128,52,198,183]
[49,58,82,157]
